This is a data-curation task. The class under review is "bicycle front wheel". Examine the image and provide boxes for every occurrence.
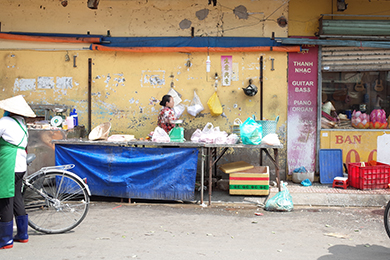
[23,171,90,234]
[384,200,390,239]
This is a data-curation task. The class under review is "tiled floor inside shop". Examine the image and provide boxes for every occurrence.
[275,181,390,194]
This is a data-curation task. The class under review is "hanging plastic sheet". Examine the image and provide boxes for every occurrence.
[55,144,199,201]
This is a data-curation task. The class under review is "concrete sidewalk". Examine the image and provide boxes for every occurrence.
[198,181,390,207]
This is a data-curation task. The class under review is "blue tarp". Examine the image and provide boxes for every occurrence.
[97,36,284,48]
[55,144,199,201]
[3,32,291,48]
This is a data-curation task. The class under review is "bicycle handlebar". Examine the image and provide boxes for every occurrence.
[27,154,36,165]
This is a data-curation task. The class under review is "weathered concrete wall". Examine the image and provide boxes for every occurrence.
[0,0,288,37]
[0,0,290,179]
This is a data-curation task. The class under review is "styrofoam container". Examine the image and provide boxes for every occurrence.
[292,171,314,183]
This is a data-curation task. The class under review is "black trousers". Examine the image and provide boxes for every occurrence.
[0,172,26,222]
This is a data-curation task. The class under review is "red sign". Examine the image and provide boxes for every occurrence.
[287,44,318,174]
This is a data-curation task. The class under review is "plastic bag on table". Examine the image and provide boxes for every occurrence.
[233,118,242,126]
[173,103,186,119]
[187,91,204,117]
[207,92,223,116]
[214,130,228,144]
[202,122,214,134]
[240,117,263,145]
[190,129,202,142]
[265,183,293,212]
[198,123,215,143]
[226,134,239,144]
[261,133,281,146]
[151,126,170,143]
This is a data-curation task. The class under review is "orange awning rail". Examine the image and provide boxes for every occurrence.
[91,44,301,53]
[0,32,101,44]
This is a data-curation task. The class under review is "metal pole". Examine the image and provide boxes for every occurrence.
[260,56,263,120]
[200,147,204,205]
[260,56,263,166]
[88,58,92,133]
[208,147,212,206]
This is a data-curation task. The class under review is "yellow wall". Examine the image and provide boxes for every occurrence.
[0,0,288,139]
[0,49,287,139]
[289,0,390,37]
[0,0,287,37]
[0,0,291,177]
[320,130,390,163]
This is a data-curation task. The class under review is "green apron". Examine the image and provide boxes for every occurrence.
[0,117,27,199]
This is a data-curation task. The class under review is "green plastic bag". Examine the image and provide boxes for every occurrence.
[265,183,293,212]
[240,117,263,145]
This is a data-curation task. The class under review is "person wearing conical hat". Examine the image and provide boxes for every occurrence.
[0,95,35,250]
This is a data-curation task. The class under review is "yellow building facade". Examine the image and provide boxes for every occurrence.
[4,0,390,179]
[0,0,288,134]
[290,0,390,170]
[0,0,291,177]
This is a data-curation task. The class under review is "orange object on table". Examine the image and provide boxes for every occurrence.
[366,160,377,166]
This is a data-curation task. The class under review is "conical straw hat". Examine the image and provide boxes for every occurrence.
[0,95,36,117]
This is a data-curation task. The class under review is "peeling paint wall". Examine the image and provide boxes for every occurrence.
[0,0,290,179]
[0,0,288,37]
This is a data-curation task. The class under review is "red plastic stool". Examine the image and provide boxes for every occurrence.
[332,177,349,189]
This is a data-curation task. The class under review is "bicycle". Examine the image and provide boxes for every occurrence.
[385,200,390,238]
[22,154,91,234]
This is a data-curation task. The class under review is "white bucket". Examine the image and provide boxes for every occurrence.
[66,116,74,129]
[292,171,314,183]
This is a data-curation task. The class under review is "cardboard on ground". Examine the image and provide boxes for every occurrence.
[219,161,254,174]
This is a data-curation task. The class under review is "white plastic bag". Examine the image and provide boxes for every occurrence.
[167,88,182,106]
[190,129,202,142]
[152,126,170,142]
[214,130,228,144]
[226,134,239,144]
[261,133,281,146]
[233,118,242,125]
[173,104,186,119]
[198,123,214,143]
[187,91,204,117]
[202,122,214,134]
[198,123,228,144]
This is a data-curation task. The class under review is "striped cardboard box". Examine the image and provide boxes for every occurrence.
[229,166,269,195]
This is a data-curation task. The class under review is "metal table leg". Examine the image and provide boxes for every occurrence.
[274,148,280,192]
[208,147,212,206]
[262,148,281,192]
[200,147,205,205]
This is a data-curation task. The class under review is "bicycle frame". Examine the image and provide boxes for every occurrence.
[25,165,91,197]
[23,153,91,234]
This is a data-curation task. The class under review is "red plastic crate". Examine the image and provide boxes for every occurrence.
[348,162,390,190]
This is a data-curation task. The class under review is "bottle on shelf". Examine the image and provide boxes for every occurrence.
[70,108,78,127]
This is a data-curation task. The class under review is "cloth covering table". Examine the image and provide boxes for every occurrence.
[55,142,199,201]
[53,140,283,205]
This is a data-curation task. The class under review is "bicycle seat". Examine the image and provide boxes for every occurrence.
[27,154,36,165]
